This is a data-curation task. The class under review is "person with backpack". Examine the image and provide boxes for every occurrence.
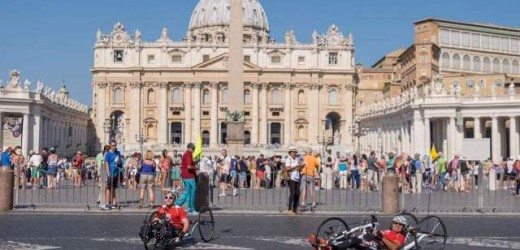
[445,154,460,191]
[459,156,470,192]
[410,153,423,194]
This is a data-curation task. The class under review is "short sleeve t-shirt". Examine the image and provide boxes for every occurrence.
[104,150,122,176]
[381,230,405,246]
[302,155,318,176]
[158,205,187,230]
[1,152,12,167]
[285,156,300,182]
[181,151,196,179]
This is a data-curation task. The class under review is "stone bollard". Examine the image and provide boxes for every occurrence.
[0,168,14,211]
[382,174,400,214]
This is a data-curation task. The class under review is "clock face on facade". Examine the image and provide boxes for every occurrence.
[328,35,340,46]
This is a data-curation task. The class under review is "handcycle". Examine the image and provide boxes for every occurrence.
[139,205,215,250]
[311,213,447,250]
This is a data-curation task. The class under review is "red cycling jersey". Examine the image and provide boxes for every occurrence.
[380,229,405,246]
[157,205,187,230]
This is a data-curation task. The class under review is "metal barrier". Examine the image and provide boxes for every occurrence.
[13,169,519,213]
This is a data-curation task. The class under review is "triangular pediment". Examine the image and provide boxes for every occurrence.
[191,53,260,70]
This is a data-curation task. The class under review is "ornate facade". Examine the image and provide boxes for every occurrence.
[358,18,520,162]
[92,0,357,154]
[0,70,90,157]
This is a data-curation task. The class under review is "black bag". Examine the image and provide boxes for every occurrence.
[459,160,469,174]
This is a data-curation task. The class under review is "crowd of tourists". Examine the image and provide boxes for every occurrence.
[2,142,520,214]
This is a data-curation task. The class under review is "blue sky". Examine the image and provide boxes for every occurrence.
[1,0,518,106]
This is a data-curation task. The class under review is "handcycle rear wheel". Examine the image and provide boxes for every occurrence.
[198,205,215,242]
[415,215,447,250]
[315,217,349,245]
[143,211,162,250]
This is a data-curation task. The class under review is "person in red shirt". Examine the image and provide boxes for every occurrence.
[175,143,198,214]
[155,190,190,237]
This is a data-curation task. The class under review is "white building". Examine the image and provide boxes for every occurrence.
[91,0,358,154]
[0,70,90,157]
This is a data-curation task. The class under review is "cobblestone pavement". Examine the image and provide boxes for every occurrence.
[1,212,519,249]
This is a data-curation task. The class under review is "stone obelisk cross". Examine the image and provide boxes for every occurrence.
[226,0,245,156]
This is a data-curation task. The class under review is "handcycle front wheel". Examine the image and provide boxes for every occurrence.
[198,205,215,242]
[143,211,162,250]
[415,215,447,250]
[315,217,349,245]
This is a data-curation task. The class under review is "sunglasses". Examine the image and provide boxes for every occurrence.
[164,196,174,200]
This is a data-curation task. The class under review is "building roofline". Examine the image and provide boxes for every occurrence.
[415,17,520,33]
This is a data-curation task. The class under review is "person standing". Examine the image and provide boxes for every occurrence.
[46,148,59,189]
[175,143,198,214]
[410,153,423,194]
[28,150,42,189]
[160,150,172,191]
[171,150,182,190]
[285,147,303,215]
[139,150,156,208]
[367,151,379,191]
[300,149,319,207]
[1,146,12,169]
[96,145,110,204]
[104,140,122,207]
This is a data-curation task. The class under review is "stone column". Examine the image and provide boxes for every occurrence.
[33,111,41,152]
[283,82,292,146]
[192,82,202,142]
[343,85,354,147]
[129,82,142,146]
[309,83,320,145]
[251,82,260,145]
[259,82,268,145]
[157,82,168,145]
[424,117,431,154]
[210,82,219,148]
[509,116,517,158]
[412,110,424,155]
[22,113,30,156]
[448,117,456,159]
[0,112,4,148]
[474,117,482,139]
[97,82,108,145]
[184,83,193,144]
[491,116,500,162]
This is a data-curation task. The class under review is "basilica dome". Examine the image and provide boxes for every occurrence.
[189,0,270,33]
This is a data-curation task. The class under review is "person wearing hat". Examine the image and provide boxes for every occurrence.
[72,151,84,188]
[285,146,304,215]
[1,146,12,169]
[175,143,198,214]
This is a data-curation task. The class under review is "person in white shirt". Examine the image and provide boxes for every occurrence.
[28,150,43,189]
[285,147,303,215]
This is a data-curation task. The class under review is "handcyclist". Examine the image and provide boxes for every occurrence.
[309,216,407,250]
[140,190,190,245]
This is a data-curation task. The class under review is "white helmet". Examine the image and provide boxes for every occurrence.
[392,216,408,227]
[167,189,180,201]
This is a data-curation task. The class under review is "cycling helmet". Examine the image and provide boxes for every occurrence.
[167,189,180,201]
[392,216,408,227]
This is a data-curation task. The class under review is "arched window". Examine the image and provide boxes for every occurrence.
[271,88,281,104]
[298,90,305,105]
[146,123,155,138]
[493,58,500,72]
[298,125,306,140]
[483,57,491,72]
[243,89,251,104]
[113,87,123,104]
[513,60,520,74]
[221,88,228,104]
[463,55,471,70]
[452,54,460,69]
[172,88,182,104]
[503,59,510,73]
[472,56,481,71]
[202,89,210,104]
[329,89,338,105]
[147,89,155,104]
[441,52,450,68]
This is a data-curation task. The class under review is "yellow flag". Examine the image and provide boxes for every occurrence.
[193,133,203,162]
[430,144,438,161]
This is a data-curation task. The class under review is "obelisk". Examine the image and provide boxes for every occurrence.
[226,0,245,156]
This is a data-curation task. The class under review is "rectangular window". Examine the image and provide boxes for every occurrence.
[298,56,305,65]
[203,54,210,62]
[328,52,338,65]
[471,33,480,48]
[479,79,486,88]
[461,32,470,47]
[491,36,500,50]
[244,55,251,62]
[172,111,181,116]
[501,37,510,51]
[171,54,183,63]
[482,35,490,49]
[272,111,280,116]
[114,50,124,62]
[511,39,519,53]
[202,111,209,116]
[271,55,281,64]
[440,29,450,45]
[451,31,460,46]
[466,80,474,88]
[147,55,156,64]
[244,111,250,116]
